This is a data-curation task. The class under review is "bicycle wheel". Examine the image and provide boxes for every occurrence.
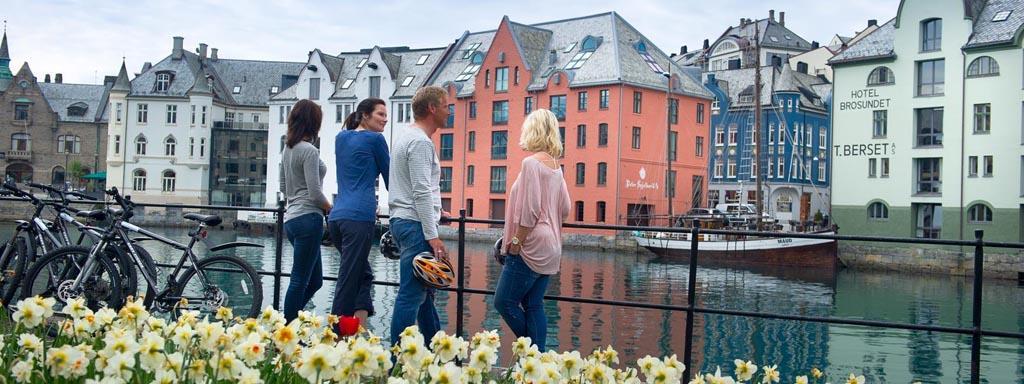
[124,243,157,308]
[0,236,29,307]
[173,255,262,319]
[108,242,154,306]
[20,245,124,312]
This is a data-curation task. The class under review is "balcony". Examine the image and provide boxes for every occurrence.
[212,121,269,130]
[6,150,32,160]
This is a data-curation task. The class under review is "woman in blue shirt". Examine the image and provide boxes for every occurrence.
[328,98,390,334]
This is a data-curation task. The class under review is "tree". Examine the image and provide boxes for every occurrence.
[68,160,88,189]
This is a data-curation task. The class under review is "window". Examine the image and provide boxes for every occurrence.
[340,79,354,89]
[491,131,508,160]
[715,126,725,146]
[468,131,476,152]
[224,112,236,123]
[575,163,586,185]
[565,51,595,70]
[635,41,665,73]
[632,91,642,114]
[132,169,147,191]
[598,123,608,146]
[868,202,889,220]
[401,76,415,87]
[668,98,678,124]
[369,76,380,99]
[455,52,483,82]
[665,170,677,198]
[492,101,509,124]
[596,201,606,222]
[232,86,241,94]
[524,97,533,115]
[114,135,121,154]
[984,155,993,177]
[819,128,827,149]
[440,167,452,192]
[344,104,354,123]
[270,86,279,94]
[495,67,508,91]
[967,56,999,77]
[880,158,890,178]
[550,95,566,120]
[804,126,812,147]
[115,103,122,123]
[135,136,147,155]
[597,162,607,185]
[469,102,477,119]
[916,158,942,194]
[867,67,894,85]
[445,104,454,128]
[969,156,979,177]
[714,160,723,178]
[137,104,148,123]
[728,125,738,145]
[631,127,641,149]
[921,19,942,52]
[417,54,430,65]
[466,165,475,186]
[820,157,829,180]
[490,166,507,193]
[440,134,454,161]
[599,89,609,109]
[917,59,945,96]
[485,69,490,88]
[307,78,320,99]
[696,136,704,157]
[697,103,705,124]
[574,201,585,221]
[993,10,1013,21]
[166,105,177,124]
[226,163,239,174]
[868,158,877,178]
[578,91,588,111]
[156,73,172,92]
[968,204,993,223]
[727,160,737,178]
[915,203,942,239]
[974,104,991,133]
[576,125,586,147]
[201,106,207,125]
[336,105,345,123]
[779,124,786,145]
[200,138,205,157]
[668,131,678,161]
[776,194,793,213]
[162,170,176,192]
[357,58,367,68]
[916,107,944,146]
[777,156,785,177]
[164,136,176,156]
[57,135,81,154]
[67,103,88,117]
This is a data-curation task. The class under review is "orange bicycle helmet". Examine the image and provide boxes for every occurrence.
[412,252,455,289]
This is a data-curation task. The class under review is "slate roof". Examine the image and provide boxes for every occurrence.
[828,18,896,65]
[966,0,1024,47]
[392,47,448,98]
[707,65,828,111]
[717,18,812,52]
[328,52,369,99]
[38,82,110,122]
[429,30,496,97]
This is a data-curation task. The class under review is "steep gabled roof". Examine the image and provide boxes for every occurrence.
[38,83,110,122]
[392,47,448,98]
[716,18,812,52]
[508,20,553,72]
[966,0,1024,48]
[829,18,896,65]
[316,50,344,82]
[429,30,497,97]
[207,59,303,106]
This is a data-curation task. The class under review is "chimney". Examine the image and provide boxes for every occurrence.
[779,12,785,26]
[549,50,557,65]
[769,10,775,22]
[198,43,208,60]
[868,19,878,27]
[211,48,218,60]
[44,74,51,83]
[681,45,688,54]
[739,18,746,26]
[55,73,62,83]
[173,36,184,58]
[141,62,152,73]
[811,41,819,49]
[703,39,710,50]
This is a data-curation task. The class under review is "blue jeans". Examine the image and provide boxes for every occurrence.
[389,218,441,345]
[283,212,324,322]
[494,254,550,351]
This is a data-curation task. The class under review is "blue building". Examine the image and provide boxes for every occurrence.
[703,63,832,227]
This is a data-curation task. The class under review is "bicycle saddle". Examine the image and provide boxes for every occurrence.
[75,210,108,221]
[183,213,222,226]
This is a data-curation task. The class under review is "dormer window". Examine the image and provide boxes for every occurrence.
[67,102,89,117]
[232,86,242,94]
[564,36,600,70]
[155,72,174,92]
[357,58,368,68]
[402,76,415,87]
[417,54,430,65]
[634,41,665,73]
[341,79,355,89]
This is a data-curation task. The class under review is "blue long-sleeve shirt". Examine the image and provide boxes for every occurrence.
[328,130,390,222]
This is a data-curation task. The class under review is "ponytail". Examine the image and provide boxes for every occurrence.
[345,98,386,130]
[343,112,362,130]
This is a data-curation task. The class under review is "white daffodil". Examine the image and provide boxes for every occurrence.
[12,300,44,328]
[846,373,867,384]
[235,333,267,365]
[430,331,468,363]
[734,359,758,382]
[11,359,34,383]
[18,333,43,357]
[705,367,737,384]
[138,332,166,372]
[428,361,463,384]
[61,297,91,319]
[762,364,780,383]
[795,375,809,384]
[295,343,339,382]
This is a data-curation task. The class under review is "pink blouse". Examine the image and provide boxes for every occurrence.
[503,157,572,275]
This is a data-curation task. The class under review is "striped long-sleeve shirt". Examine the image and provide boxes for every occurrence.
[388,125,441,240]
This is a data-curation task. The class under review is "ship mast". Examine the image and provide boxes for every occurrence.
[753,24,764,231]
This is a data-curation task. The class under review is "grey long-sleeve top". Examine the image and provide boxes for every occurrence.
[388,125,441,240]
[280,140,329,222]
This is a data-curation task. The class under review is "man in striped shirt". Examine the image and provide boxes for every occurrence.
[388,86,451,345]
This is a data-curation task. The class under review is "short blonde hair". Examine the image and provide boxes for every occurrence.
[519,109,562,157]
[412,86,447,120]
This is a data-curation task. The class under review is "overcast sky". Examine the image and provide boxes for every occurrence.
[6,0,898,85]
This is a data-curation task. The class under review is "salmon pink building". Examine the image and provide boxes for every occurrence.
[425,12,713,229]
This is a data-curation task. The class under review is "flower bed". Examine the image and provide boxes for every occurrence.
[0,296,867,383]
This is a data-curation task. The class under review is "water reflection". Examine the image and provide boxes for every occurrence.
[2,223,1023,382]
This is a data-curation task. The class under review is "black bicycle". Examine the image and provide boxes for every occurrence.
[21,187,264,318]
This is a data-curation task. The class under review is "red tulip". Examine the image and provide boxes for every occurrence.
[337,315,360,337]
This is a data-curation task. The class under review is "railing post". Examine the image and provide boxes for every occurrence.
[273,198,285,310]
[683,220,699,380]
[970,229,984,384]
[456,209,467,338]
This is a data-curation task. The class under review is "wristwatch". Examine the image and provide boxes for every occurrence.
[510,236,521,246]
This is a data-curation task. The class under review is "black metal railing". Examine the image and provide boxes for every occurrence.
[2,195,1022,383]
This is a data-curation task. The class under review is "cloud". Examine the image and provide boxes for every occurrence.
[5,0,898,84]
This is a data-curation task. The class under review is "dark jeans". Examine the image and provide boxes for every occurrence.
[283,212,324,322]
[493,254,551,351]
[388,217,441,345]
[328,219,375,317]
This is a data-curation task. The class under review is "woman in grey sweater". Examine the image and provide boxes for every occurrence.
[280,99,331,321]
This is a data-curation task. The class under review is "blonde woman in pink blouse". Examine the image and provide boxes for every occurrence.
[494,108,571,351]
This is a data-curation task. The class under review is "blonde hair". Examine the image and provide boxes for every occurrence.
[412,86,447,120]
[519,109,563,157]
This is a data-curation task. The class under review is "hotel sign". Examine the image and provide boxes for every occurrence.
[833,142,895,157]
[837,88,891,111]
